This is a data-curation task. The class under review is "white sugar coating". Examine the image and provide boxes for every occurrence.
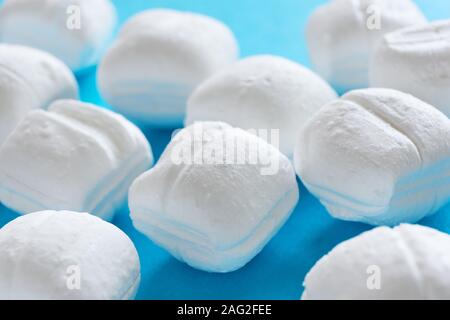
[302,224,450,300]
[0,100,153,221]
[129,122,299,273]
[0,0,117,72]
[306,0,426,92]
[370,20,450,117]
[185,55,338,157]
[97,9,239,127]
[294,88,450,226]
[0,44,78,146]
[0,211,140,300]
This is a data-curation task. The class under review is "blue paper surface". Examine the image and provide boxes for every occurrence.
[0,0,449,300]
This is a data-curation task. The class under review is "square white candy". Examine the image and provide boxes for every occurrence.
[0,100,153,221]
[295,88,450,226]
[129,122,299,272]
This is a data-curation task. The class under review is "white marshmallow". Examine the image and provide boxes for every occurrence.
[0,0,117,72]
[303,224,450,300]
[0,44,78,145]
[294,88,450,226]
[186,55,338,157]
[306,0,426,92]
[129,122,299,272]
[98,9,239,127]
[0,210,140,300]
[370,20,450,117]
[0,100,153,221]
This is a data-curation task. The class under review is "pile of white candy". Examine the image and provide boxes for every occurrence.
[0,0,449,300]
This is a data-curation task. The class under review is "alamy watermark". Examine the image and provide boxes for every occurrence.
[366,265,381,290]
[66,265,81,291]
[366,4,382,31]
[66,5,81,30]
[169,123,281,176]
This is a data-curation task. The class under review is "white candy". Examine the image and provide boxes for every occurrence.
[0,100,153,221]
[0,0,117,72]
[370,20,450,117]
[186,55,338,157]
[129,122,299,272]
[98,9,239,127]
[0,210,140,300]
[306,0,426,92]
[302,224,450,300]
[294,88,450,226]
[0,44,78,145]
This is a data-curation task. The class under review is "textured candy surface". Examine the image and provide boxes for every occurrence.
[129,122,299,272]
[370,20,450,117]
[0,100,153,220]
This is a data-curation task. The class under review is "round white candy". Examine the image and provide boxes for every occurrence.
[129,122,299,273]
[303,224,450,300]
[0,210,140,300]
[0,44,78,146]
[370,20,450,117]
[0,100,153,221]
[306,0,426,92]
[0,0,117,72]
[294,88,450,226]
[98,9,239,127]
[186,55,338,157]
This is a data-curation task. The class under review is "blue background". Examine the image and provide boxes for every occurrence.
[0,0,449,300]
